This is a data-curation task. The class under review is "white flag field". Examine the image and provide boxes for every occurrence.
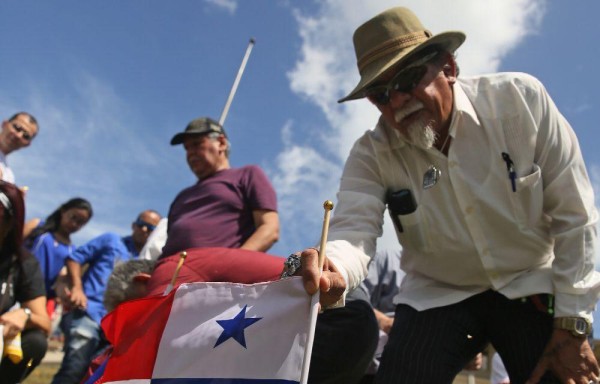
[98,276,319,384]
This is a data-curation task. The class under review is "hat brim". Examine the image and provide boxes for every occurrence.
[170,131,224,145]
[338,31,465,103]
[170,132,190,145]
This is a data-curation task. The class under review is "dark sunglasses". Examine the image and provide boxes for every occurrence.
[134,218,156,232]
[11,123,32,141]
[365,51,439,106]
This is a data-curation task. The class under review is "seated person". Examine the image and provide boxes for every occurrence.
[0,181,51,383]
[160,117,279,258]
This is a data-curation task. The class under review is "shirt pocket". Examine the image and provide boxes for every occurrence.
[509,163,544,227]
[391,207,431,252]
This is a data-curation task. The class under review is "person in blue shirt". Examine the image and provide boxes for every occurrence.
[24,198,93,309]
[51,209,161,384]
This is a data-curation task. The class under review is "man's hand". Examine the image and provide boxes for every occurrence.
[54,273,72,309]
[299,248,346,308]
[527,329,600,383]
[68,285,88,310]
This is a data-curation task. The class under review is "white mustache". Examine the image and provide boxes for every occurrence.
[394,101,424,123]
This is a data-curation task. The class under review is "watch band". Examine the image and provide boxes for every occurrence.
[23,307,32,322]
[553,316,592,337]
[281,254,302,278]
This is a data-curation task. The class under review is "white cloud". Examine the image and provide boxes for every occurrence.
[204,0,237,14]
[269,121,342,250]
[6,70,179,245]
[276,0,547,252]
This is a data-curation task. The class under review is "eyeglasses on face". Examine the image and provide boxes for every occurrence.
[365,51,439,106]
[10,123,33,142]
[134,218,156,232]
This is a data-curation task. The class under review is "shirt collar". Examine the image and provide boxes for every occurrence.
[452,80,481,129]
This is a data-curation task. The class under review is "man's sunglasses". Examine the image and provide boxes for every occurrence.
[11,123,32,141]
[365,51,438,106]
[134,218,156,232]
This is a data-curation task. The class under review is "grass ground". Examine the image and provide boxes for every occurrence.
[23,342,600,384]
[23,363,59,384]
[23,364,491,384]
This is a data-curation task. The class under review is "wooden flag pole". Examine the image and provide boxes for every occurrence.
[163,251,188,295]
[318,200,334,270]
[300,200,334,384]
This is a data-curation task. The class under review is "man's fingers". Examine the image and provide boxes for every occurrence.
[297,248,346,308]
[317,267,346,307]
[300,248,321,295]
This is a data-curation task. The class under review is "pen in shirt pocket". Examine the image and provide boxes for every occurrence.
[501,152,516,192]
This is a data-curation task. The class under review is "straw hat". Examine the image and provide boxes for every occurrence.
[339,7,465,103]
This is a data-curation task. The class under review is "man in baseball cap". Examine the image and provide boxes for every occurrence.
[159,116,279,258]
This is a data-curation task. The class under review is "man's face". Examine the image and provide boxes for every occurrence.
[131,211,161,249]
[183,134,228,180]
[0,114,38,155]
[367,53,456,149]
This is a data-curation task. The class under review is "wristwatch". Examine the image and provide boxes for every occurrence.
[553,317,592,337]
[23,307,32,322]
[280,254,302,278]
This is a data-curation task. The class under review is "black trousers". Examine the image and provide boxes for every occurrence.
[309,299,379,384]
[0,328,48,383]
[375,290,559,384]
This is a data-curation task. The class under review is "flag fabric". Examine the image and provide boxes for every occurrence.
[98,277,316,384]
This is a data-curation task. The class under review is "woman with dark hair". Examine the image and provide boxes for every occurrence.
[24,197,92,306]
[0,180,51,382]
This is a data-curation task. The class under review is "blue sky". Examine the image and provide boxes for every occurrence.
[2,0,600,325]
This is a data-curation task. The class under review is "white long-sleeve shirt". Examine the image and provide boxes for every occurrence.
[0,151,15,183]
[326,72,600,320]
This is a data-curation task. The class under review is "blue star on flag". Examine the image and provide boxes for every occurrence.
[214,305,262,348]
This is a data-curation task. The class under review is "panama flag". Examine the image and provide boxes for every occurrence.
[97,277,318,384]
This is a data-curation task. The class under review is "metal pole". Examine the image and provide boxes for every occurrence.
[219,38,256,126]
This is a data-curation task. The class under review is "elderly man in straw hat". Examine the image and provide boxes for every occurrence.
[291,6,600,384]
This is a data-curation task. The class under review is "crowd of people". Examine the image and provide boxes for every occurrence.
[1,5,599,384]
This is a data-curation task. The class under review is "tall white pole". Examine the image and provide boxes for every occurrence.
[219,38,255,126]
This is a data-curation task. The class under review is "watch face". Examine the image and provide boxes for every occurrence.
[574,318,589,335]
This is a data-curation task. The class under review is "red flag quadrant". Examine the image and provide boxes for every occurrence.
[99,277,314,384]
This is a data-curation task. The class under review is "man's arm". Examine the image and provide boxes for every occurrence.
[65,258,87,309]
[523,77,600,383]
[240,210,279,252]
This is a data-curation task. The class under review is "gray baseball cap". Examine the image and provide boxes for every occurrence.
[170,117,227,145]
